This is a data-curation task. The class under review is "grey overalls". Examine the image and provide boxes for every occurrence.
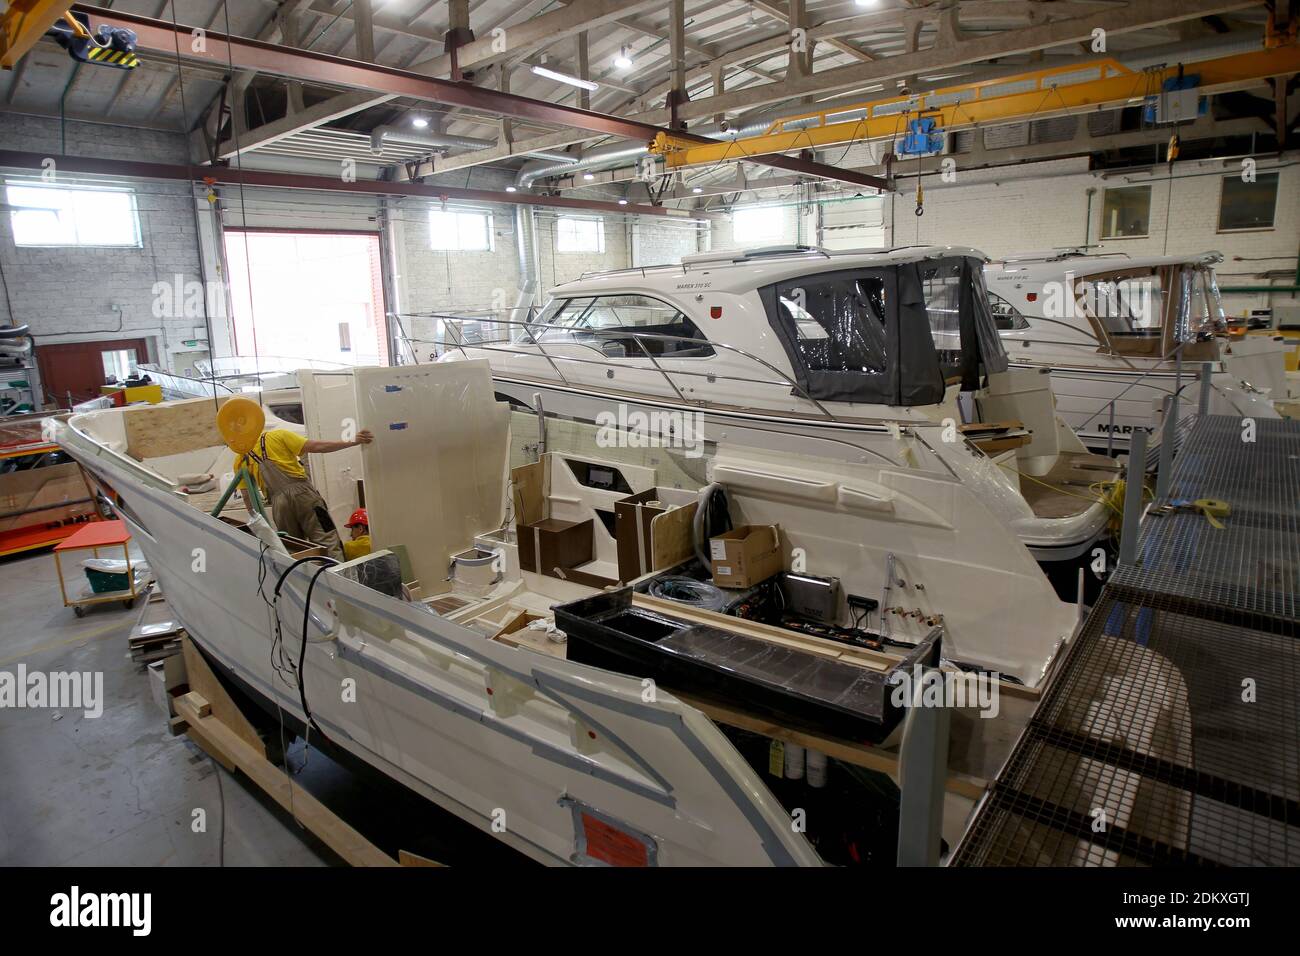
[248,434,344,560]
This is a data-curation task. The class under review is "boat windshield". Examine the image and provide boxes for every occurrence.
[516,294,714,356]
[1077,263,1225,350]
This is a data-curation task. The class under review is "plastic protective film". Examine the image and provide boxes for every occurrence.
[657,626,883,721]
[352,361,509,596]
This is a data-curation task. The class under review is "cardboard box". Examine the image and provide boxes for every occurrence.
[615,488,698,582]
[518,518,594,577]
[709,524,783,589]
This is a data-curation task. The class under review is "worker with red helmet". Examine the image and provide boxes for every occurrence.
[342,507,371,561]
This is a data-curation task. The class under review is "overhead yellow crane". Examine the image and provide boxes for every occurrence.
[2,4,138,70]
[0,0,67,69]
[649,45,1300,171]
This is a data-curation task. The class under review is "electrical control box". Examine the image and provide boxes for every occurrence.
[779,572,841,623]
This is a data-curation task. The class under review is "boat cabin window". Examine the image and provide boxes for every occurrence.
[759,256,1008,406]
[775,275,889,373]
[988,292,1030,331]
[921,261,964,370]
[523,294,713,357]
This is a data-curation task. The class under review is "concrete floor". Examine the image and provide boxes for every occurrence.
[0,549,333,866]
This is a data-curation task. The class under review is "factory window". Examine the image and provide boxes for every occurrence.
[1219,172,1279,231]
[6,181,142,247]
[556,216,605,253]
[732,206,786,245]
[1100,185,1151,239]
[428,208,493,251]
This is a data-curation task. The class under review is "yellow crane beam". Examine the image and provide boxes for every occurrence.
[1,0,68,69]
[650,46,1300,169]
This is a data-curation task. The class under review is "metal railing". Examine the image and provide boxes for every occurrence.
[411,311,843,421]
[396,311,982,476]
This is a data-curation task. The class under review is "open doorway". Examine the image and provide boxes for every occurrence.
[36,338,151,408]
[224,229,388,367]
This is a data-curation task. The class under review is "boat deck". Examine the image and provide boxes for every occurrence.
[1017,451,1122,520]
[952,415,1300,866]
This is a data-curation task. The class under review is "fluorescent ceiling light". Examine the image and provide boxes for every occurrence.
[505,186,517,192]
[614,46,633,70]
[855,0,879,7]
[583,172,595,181]
[411,116,429,128]
[618,199,628,205]
[531,64,599,92]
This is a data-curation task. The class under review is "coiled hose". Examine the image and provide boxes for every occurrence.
[692,482,732,568]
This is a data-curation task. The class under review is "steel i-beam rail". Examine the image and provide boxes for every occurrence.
[70,4,889,191]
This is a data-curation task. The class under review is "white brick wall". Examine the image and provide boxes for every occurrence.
[710,203,805,251]
[884,154,1300,315]
[631,218,702,265]
[0,115,207,398]
[394,172,706,317]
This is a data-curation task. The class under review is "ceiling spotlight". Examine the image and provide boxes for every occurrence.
[583,172,595,181]
[618,198,629,205]
[614,45,633,70]
[506,186,517,193]
[692,186,703,194]
[531,64,599,91]
[411,116,429,128]
[855,0,879,7]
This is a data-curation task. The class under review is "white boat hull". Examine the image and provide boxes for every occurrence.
[56,418,822,867]
[1008,361,1278,453]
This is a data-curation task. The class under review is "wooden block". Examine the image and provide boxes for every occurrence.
[181,635,266,759]
[174,694,397,867]
[178,691,212,718]
[398,849,446,867]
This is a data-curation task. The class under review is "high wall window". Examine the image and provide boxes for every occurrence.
[1100,185,1151,239]
[429,207,493,251]
[6,181,142,247]
[1219,172,1279,231]
[556,216,605,253]
[732,206,786,244]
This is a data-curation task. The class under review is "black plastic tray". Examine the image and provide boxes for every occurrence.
[556,586,940,743]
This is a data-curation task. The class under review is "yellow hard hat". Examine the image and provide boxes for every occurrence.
[217,397,266,456]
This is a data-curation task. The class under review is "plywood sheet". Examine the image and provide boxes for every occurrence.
[511,460,545,526]
[299,369,363,531]
[0,462,89,532]
[650,500,698,571]
[354,361,509,596]
[123,396,231,460]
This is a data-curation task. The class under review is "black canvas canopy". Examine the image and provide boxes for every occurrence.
[758,256,1008,406]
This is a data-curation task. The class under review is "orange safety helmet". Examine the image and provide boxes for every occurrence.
[345,508,369,529]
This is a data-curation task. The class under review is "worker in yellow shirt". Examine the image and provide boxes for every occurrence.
[235,427,372,560]
[343,508,372,561]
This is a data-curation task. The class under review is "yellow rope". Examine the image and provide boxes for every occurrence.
[995,460,1147,534]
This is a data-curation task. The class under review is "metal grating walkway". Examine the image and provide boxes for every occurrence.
[953,415,1300,867]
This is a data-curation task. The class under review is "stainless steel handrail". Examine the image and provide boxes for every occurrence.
[424,313,841,420]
